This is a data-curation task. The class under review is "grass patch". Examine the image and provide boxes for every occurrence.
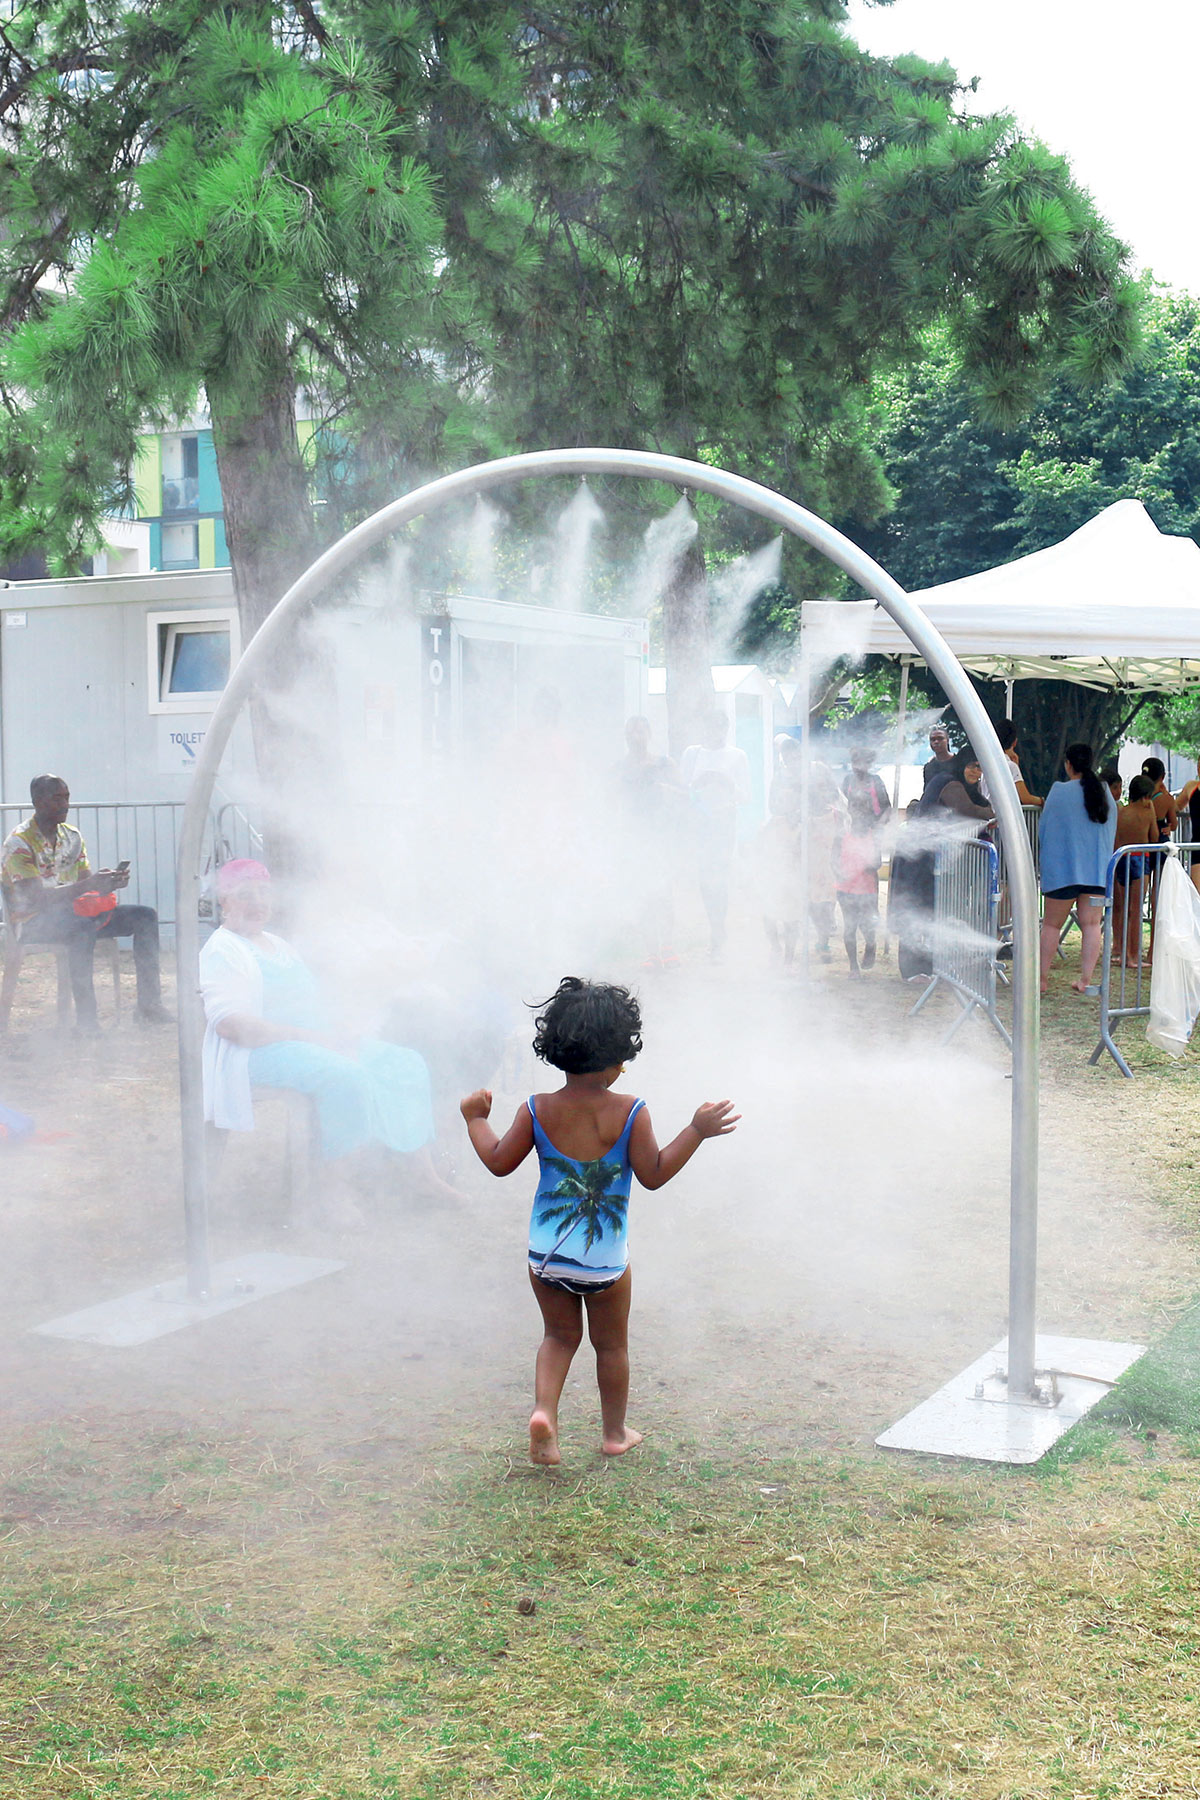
[1042,1286,1200,1474]
[4,1421,1200,1797]
[1096,1298,1200,1437]
[1036,1277,1200,1477]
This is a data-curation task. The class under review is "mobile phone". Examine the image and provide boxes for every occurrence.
[116,859,131,873]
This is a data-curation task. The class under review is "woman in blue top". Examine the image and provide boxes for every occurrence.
[461,977,738,1467]
[1038,743,1116,995]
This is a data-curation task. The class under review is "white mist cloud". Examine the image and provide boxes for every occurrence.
[626,497,699,617]
[549,482,606,612]
[462,496,507,598]
[710,537,783,662]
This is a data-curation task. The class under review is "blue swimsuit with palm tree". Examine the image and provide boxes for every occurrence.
[527,1095,645,1294]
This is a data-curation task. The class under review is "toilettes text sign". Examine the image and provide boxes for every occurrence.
[157,717,208,774]
[422,614,451,760]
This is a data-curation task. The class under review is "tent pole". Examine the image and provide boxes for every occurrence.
[796,637,811,981]
[891,660,910,810]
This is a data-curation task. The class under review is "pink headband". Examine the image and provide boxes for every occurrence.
[216,858,271,898]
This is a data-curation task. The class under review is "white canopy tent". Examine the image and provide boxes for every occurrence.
[801,499,1200,802]
[803,498,1200,695]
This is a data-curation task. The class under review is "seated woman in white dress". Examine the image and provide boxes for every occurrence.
[200,859,444,1181]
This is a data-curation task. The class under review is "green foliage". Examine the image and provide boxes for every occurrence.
[0,2,1141,622]
[0,3,450,583]
[735,580,806,667]
[854,291,1200,789]
[864,291,1200,581]
[1138,692,1200,757]
[1094,1300,1200,1438]
[833,655,938,723]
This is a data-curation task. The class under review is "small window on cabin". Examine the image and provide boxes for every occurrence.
[163,622,229,698]
[147,608,240,714]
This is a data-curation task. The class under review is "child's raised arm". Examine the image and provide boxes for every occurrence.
[629,1099,738,1191]
[460,1089,535,1176]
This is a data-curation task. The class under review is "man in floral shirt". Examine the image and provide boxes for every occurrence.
[2,774,170,1030]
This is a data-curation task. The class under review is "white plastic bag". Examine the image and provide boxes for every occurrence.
[1147,854,1200,1055]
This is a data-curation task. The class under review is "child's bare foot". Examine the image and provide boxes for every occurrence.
[601,1427,643,1456]
[529,1410,560,1466]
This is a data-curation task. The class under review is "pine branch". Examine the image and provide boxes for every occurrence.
[808,665,850,723]
[291,0,328,47]
[0,221,72,334]
[0,49,113,120]
[296,324,351,378]
[761,151,835,202]
[518,12,573,50]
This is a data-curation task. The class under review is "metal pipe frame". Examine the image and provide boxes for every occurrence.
[175,447,1041,1394]
[1090,841,1178,1078]
[889,660,910,812]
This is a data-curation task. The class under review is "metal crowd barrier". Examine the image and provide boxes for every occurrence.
[993,803,1042,887]
[1089,840,1199,1077]
[991,803,1042,953]
[992,804,1090,961]
[213,799,266,865]
[910,835,1011,1047]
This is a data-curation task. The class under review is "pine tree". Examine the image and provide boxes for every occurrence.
[348,1,1143,737]
[3,4,443,637]
[0,2,1143,755]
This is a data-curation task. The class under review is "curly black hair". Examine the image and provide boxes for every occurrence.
[531,977,643,1074]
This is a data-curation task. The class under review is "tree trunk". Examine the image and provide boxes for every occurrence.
[663,530,714,758]
[807,665,851,731]
[209,345,320,640]
[208,344,337,887]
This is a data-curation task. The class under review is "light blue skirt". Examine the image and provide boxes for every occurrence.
[246,1038,434,1161]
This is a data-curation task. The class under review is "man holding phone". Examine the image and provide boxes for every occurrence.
[1,774,171,1030]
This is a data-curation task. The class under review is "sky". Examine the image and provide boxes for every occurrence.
[844,0,1200,296]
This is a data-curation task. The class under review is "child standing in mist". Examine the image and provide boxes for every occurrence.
[460,977,738,1466]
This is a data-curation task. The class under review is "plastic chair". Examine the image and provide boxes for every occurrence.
[205,1090,319,1221]
[0,904,123,1030]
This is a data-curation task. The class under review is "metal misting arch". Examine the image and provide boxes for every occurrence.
[175,448,1041,1399]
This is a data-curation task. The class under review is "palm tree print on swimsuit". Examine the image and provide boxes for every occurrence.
[538,1157,627,1253]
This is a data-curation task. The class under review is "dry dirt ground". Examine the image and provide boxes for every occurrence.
[2,927,1198,1484]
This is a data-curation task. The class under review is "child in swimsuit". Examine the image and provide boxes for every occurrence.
[460,976,738,1466]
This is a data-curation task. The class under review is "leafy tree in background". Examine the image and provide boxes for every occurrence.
[853,291,1200,790]
[364,0,1141,740]
[0,0,1141,758]
[1137,690,1200,760]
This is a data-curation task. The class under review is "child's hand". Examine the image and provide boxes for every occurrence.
[692,1100,739,1138]
[460,1088,493,1123]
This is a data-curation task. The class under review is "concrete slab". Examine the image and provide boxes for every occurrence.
[876,1334,1145,1465]
[32,1251,347,1348]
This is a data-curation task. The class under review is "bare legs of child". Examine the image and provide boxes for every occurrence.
[527,1267,643,1464]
